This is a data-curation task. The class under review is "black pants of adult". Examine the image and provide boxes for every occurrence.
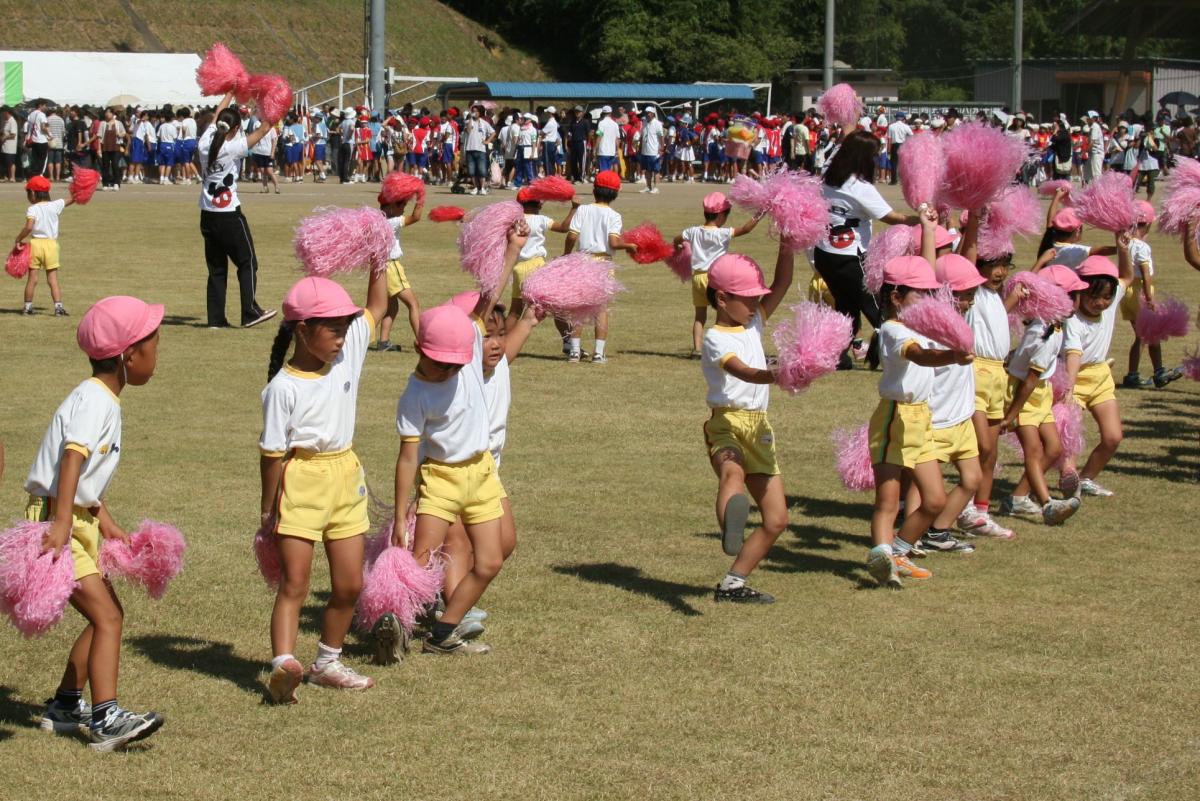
[101,150,122,186]
[888,143,900,184]
[568,144,586,181]
[200,208,265,327]
[29,142,48,176]
[813,247,883,365]
[338,144,353,183]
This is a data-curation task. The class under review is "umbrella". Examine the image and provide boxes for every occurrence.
[1158,91,1199,107]
[106,94,142,108]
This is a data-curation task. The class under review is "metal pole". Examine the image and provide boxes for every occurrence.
[823,0,835,90]
[368,0,386,112]
[1012,0,1023,113]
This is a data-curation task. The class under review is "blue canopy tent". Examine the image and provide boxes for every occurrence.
[436,81,767,117]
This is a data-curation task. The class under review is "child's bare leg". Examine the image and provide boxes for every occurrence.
[1080,400,1122,480]
[69,575,124,704]
[321,534,365,650]
[692,306,706,353]
[1148,342,1164,373]
[871,464,902,546]
[731,474,787,575]
[1127,334,1142,375]
[934,457,982,529]
[412,514,451,567]
[440,518,503,626]
[442,518,472,598]
[1015,424,1059,503]
[270,537,314,657]
[897,461,946,546]
[594,309,609,342]
[972,412,1001,507]
[58,623,93,693]
[378,296,399,344]
[398,288,420,338]
[711,448,747,527]
[24,270,38,303]
[498,497,516,560]
[46,270,62,303]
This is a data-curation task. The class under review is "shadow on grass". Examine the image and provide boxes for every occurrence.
[787,494,874,521]
[619,348,696,362]
[759,542,871,587]
[297,591,374,659]
[158,314,209,328]
[788,522,870,551]
[553,562,709,616]
[129,635,268,700]
[0,685,42,741]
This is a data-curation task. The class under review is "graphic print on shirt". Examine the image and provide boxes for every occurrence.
[206,173,234,210]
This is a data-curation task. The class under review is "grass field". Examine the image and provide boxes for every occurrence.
[0,175,1197,800]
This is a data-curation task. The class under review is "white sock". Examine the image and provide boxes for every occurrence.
[594,339,606,357]
[718,571,746,591]
[270,654,295,671]
[892,538,912,556]
[569,337,581,354]
[314,642,341,670]
[24,301,32,309]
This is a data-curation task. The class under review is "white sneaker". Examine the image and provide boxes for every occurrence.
[866,545,901,588]
[1079,478,1113,497]
[480,188,489,195]
[639,187,651,193]
[1000,495,1042,522]
[956,509,1015,540]
[1042,497,1082,525]
[306,659,374,691]
[649,187,660,194]
[469,188,479,195]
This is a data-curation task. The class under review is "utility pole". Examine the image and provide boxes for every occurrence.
[1012,0,1023,113]
[823,0,835,90]
[368,0,387,112]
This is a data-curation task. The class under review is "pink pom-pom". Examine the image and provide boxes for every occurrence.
[457,200,524,293]
[1134,295,1191,345]
[196,42,249,98]
[1073,170,1137,233]
[1006,270,1073,323]
[98,521,186,600]
[1157,159,1200,238]
[817,83,861,127]
[939,122,1028,211]
[1048,358,1072,403]
[1038,179,1074,202]
[252,524,283,588]
[247,74,293,125]
[730,169,828,250]
[831,424,874,491]
[357,514,441,634]
[665,242,692,282]
[624,222,675,264]
[1054,400,1086,467]
[898,132,945,211]
[863,224,915,294]
[899,286,974,352]
[70,167,100,205]
[6,244,30,279]
[0,522,77,637]
[294,206,393,277]
[377,172,425,206]
[428,205,466,223]
[520,252,624,324]
[1181,347,1200,381]
[772,302,853,393]
[729,173,772,216]
[524,175,576,202]
[978,184,1042,261]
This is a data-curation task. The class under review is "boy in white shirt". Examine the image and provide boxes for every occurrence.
[15,175,75,315]
[157,115,177,184]
[638,107,664,194]
[509,187,580,329]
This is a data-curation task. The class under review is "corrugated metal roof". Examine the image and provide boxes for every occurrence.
[438,81,756,101]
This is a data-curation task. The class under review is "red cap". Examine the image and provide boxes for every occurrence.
[282,277,362,322]
[1043,264,1089,292]
[595,170,621,191]
[1077,255,1118,279]
[77,296,165,360]
[1052,208,1081,231]
[883,256,941,290]
[25,175,50,193]
[934,254,987,291]
[708,253,770,297]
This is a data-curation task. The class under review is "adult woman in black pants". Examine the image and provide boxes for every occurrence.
[197,91,277,329]
[814,130,919,368]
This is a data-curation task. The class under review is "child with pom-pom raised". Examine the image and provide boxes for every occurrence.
[259,268,388,703]
[1120,202,1183,389]
[700,244,793,603]
[1033,189,1117,272]
[508,186,580,331]
[375,178,425,353]
[24,296,165,750]
[14,175,74,316]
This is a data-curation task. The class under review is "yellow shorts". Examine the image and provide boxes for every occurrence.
[1119,279,1144,322]
[275,447,369,542]
[385,258,411,297]
[30,238,60,271]
[868,400,936,468]
[417,451,504,525]
[1073,362,1116,409]
[703,408,780,476]
[24,494,99,580]
[1006,376,1055,427]
[806,273,834,307]
[932,418,979,463]
[691,271,710,308]
[512,256,546,302]
[973,358,1008,419]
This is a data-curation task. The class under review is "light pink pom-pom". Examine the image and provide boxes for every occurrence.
[978,184,1043,260]
[1073,170,1137,233]
[0,522,77,637]
[831,424,874,491]
[6,244,30,279]
[1054,400,1086,467]
[252,524,282,588]
[1181,347,1200,381]
[772,302,853,393]
[1048,358,1072,403]
[525,175,576,203]
[520,251,625,324]
[196,42,249,98]
[1037,179,1074,203]
[939,122,1028,211]
[818,83,861,127]
[730,169,828,251]
[1006,270,1073,323]
[1157,159,1200,238]
[1134,295,1191,345]
[624,222,675,264]
[729,173,772,215]
[458,200,524,293]
[98,521,186,600]
[665,242,692,282]
[70,167,100,205]
[863,224,915,294]
[357,513,441,634]
[247,74,293,125]
[899,286,974,352]
[377,172,425,205]
[899,132,945,211]
[294,206,393,277]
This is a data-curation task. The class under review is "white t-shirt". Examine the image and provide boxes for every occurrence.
[251,127,276,156]
[878,320,934,403]
[1088,122,1105,155]
[569,204,622,256]
[966,285,1011,361]
[396,371,490,464]
[136,120,156,144]
[930,359,976,428]
[1063,282,1125,364]
[158,120,177,144]
[1008,320,1063,381]
[483,356,511,467]
[875,113,889,129]
[27,109,48,144]
[462,118,492,152]
[817,177,893,255]
[596,117,620,157]
[641,119,664,155]
[520,214,553,260]
[388,216,405,261]
[887,121,913,145]
[179,117,197,140]
[681,226,734,272]
[518,124,537,157]
[2,116,19,155]
[259,313,372,455]
[197,124,249,213]
[1050,243,1091,270]
[702,313,769,411]
[439,121,456,148]
[25,379,122,508]
[541,118,560,144]
[1130,238,1153,278]
[26,199,66,240]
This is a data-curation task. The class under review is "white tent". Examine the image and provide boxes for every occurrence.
[0,50,205,107]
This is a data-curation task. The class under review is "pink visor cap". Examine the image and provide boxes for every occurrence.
[282,277,362,322]
[1042,264,1089,292]
[909,224,956,251]
[934,254,987,291]
[448,290,481,316]
[1134,200,1155,225]
[1052,208,1082,231]
[1077,255,1118,279]
[416,304,476,364]
[708,253,770,297]
[702,192,732,214]
[77,296,164,360]
[883,256,942,290]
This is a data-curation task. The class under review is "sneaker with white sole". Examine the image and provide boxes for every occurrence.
[591,353,608,364]
[306,659,375,691]
[1041,497,1081,526]
[919,529,976,553]
[1079,478,1113,497]
[463,606,488,623]
[371,612,408,666]
[713,584,775,603]
[423,629,492,656]
[893,555,932,580]
[956,509,1016,540]
[866,545,900,588]
[87,706,164,752]
[243,309,278,328]
[721,493,749,556]
[1059,470,1081,498]
[267,657,303,704]
[1000,495,1043,522]
[39,697,90,733]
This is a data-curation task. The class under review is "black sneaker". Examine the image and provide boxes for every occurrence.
[918,529,976,553]
[1121,373,1152,389]
[1153,367,1183,388]
[714,584,775,604]
[721,494,749,556]
[54,305,68,316]
[87,706,164,752]
[243,309,278,328]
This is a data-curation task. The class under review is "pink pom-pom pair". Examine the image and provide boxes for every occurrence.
[6,244,30,279]
[1134,296,1191,345]
[771,302,853,393]
[520,252,625,325]
[0,522,77,637]
[293,206,394,277]
[357,511,442,634]
[729,169,829,251]
[98,521,187,599]
[458,201,525,293]
[196,43,292,124]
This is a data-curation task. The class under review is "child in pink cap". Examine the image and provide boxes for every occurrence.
[999,264,1085,526]
[1034,188,1117,271]
[258,269,388,703]
[1120,201,1183,389]
[700,243,793,603]
[673,191,762,357]
[25,295,165,751]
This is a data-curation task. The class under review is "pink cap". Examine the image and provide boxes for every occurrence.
[934,254,987,291]
[282,277,361,322]
[702,192,731,214]
[909,224,956,251]
[77,296,165,360]
[708,253,770,297]
[448,290,481,315]
[416,305,475,364]
[1134,200,1155,225]
[1077,255,1118,279]
[1052,208,1082,231]
[883,256,941,290]
[1043,264,1089,292]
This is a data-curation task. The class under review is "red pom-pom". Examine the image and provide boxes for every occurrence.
[69,167,100,205]
[429,205,466,223]
[247,74,293,125]
[6,244,30,279]
[196,42,249,98]
[378,172,426,206]
[623,222,675,264]
[524,175,576,203]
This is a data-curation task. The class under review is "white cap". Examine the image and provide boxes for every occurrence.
[931,117,945,128]
[645,105,656,115]
[858,116,872,129]
[601,105,612,113]
[343,107,354,116]
[523,112,536,120]
[1087,110,1099,118]
[545,105,556,113]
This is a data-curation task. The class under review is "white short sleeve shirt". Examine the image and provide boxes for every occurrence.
[681,226,734,272]
[26,199,66,239]
[198,125,249,213]
[817,177,894,255]
[388,216,405,261]
[569,204,622,256]
[520,214,554,260]
[25,379,123,508]
[966,285,1011,362]
[877,320,934,403]
[1063,282,1125,364]
[1008,320,1063,381]
[701,312,769,411]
